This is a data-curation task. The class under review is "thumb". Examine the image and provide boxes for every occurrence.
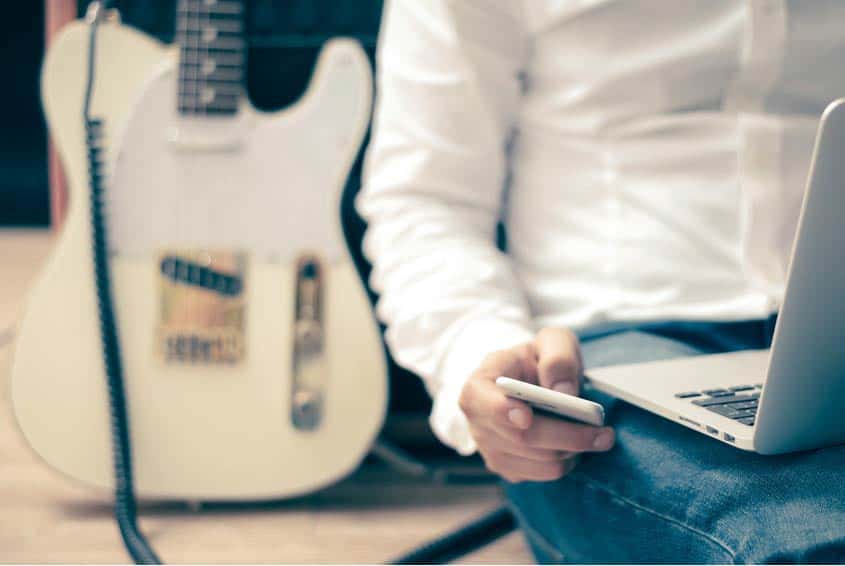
[535,327,583,395]
[476,343,537,384]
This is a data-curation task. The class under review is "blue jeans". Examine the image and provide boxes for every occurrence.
[504,319,845,563]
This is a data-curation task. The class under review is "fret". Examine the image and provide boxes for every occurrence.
[176,0,245,117]
[202,67,243,82]
[179,31,246,50]
[179,92,240,107]
[180,68,244,83]
[178,105,238,117]
[178,18,243,34]
[179,101,241,113]
[179,104,240,115]
[182,41,246,53]
[181,53,244,67]
[179,82,242,97]
[180,81,239,90]
[178,0,244,16]
[179,90,240,102]
[179,88,240,99]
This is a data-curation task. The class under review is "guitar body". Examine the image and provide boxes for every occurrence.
[12,15,387,500]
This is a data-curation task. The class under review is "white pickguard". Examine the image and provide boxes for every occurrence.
[109,43,367,261]
[11,19,388,500]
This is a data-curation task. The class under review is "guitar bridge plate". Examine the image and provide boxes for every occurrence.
[157,250,247,365]
[291,255,327,431]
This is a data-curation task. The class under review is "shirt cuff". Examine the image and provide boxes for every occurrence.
[429,318,535,455]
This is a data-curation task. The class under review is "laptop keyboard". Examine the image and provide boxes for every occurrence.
[674,384,763,426]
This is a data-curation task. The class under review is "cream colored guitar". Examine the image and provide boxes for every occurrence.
[11,1,387,500]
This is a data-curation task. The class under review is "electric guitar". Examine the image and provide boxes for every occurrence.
[11,0,387,500]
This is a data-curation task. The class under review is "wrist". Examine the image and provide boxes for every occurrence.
[430,317,535,455]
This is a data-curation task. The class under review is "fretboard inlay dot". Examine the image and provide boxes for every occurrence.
[200,88,216,104]
[202,27,218,43]
[201,58,216,75]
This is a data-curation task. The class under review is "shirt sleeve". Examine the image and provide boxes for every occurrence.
[356,0,535,455]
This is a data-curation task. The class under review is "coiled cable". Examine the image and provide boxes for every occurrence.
[83,2,161,562]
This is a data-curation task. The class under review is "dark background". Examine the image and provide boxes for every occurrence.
[2,2,50,225]
[1,0,382,226]
[2,0,443,430]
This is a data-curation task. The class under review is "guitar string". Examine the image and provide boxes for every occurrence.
[183,0,189,343]
[188,0,199,361]
[171,1,186,338]
[198,0,209,361]
[200,0,214,356]
[203,0,213,353]
[184,0,194,362]
[193,0,200,360]
[194,0,206,359]
[199,0,204,363]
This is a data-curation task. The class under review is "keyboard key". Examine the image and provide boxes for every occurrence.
[693,397,733,407]
[728,401,758,411]
[706,405,740,417]
[723,392,759,403]
[730,408,757,420]
[692,393,759,407]
[693,398,725,407]
[702,389,732,396]
[728,385,755,392]
[674,392,702,399]
[737,417,755,426]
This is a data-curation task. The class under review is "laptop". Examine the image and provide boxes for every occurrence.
[585,98,845,455]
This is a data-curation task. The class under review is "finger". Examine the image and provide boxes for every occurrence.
[488,451,578,483]
[472,425,566,462]
[535,328,583,394]
[514,342,540,385]
[477,343,537,383]
[501,442,571,463]
[460,378,535,431]
[522,415,615,452]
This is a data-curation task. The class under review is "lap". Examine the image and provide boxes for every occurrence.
[505,329,845,563]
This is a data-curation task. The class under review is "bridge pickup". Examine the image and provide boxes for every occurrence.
[291,255,327,431]
[157,250,246,365]
[160,255,243,296]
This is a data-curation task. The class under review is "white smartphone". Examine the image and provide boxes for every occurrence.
[495,377,605,427]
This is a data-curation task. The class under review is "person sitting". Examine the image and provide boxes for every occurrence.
[357,1,845,562]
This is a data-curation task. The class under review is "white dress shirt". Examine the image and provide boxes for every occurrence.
[357,0,845,454]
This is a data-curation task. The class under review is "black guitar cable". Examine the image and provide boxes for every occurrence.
[83,2,161,563]
[390,506,516,565]
[371,441,517,564]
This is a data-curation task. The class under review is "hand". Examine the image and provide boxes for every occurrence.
[459,327,615,483]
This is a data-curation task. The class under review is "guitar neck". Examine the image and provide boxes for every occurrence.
[176,0,246,117]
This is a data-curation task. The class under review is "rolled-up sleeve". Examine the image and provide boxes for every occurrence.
[356,0,535,454]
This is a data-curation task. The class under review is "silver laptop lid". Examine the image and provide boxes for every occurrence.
[754,99,845,454]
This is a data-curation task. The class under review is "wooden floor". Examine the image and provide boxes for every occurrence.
[0,229,533,563]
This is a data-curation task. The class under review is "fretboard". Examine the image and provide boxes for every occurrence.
[177,0,246,117]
